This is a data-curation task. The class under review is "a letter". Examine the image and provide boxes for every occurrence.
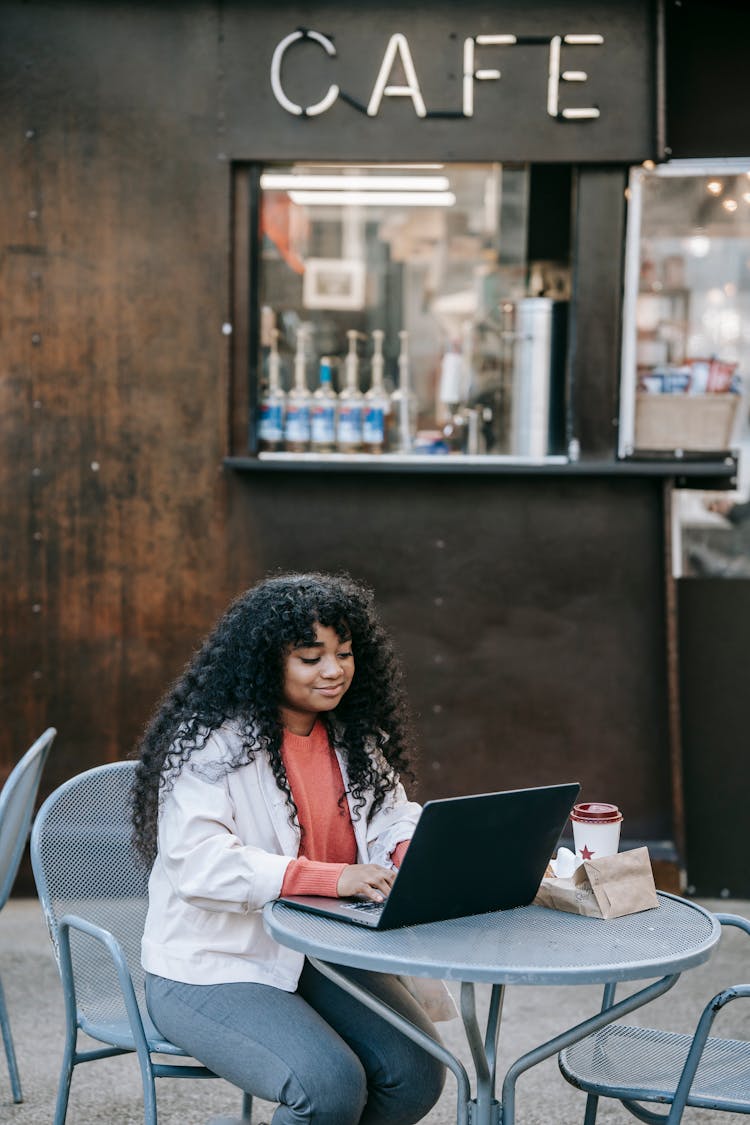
[547,34,603,120]
[270,29,339,117]
[367,33,426,118]
[463,34,517,117]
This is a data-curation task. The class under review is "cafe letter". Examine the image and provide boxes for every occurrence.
[270,29,340,117]
[366,33,427,118]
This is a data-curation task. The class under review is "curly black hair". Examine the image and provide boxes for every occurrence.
[130,571,416,866]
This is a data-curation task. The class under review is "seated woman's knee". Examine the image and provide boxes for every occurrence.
[284,1047,367,1125]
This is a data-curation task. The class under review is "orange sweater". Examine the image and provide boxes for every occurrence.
[279,720,409,897]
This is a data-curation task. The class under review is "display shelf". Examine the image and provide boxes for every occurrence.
[224,453,737,484]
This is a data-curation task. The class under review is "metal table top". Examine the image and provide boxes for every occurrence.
[264,893,720,985]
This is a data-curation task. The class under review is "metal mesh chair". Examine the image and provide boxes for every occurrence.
[559,912,750,1125]
[30,759,253,1125]
[0,726,56,1104]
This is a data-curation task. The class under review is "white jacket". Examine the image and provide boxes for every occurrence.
[141,719,422,989]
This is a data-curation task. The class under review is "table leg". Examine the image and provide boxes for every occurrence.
[499,973,680,1125]
[460,982,503,1125]
[308,957,474,1125]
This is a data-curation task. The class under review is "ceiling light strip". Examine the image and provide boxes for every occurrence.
[261,174,451,191]
[288,190,457,207]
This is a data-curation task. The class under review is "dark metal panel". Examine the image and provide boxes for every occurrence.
[220,0,659,163]
[678,579,750,898]
[663,480,686,858]
[568,166,628,457]
[666,0,750,159]
[227,471,673,841]
[230,167,252,455]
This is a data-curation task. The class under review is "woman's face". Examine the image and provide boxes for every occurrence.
[280,622,355,735]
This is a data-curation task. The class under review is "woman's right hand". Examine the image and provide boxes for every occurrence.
[337,863,396,902]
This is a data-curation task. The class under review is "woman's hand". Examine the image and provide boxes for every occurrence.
[336,863,396,902]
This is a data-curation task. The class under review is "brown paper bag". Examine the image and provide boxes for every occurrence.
[534,846,659,919]
[398,975,459,1021]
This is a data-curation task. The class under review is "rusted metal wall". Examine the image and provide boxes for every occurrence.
[2,2,677,892]
[1,3,235,804]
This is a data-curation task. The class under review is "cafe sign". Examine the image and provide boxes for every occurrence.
[222,1,660,163]
[271,29,605,122]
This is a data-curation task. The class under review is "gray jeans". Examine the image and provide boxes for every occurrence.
[145,961,445,1124]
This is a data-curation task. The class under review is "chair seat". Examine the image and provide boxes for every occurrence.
[79,1014,193,1056]
[560,1023,750,1111]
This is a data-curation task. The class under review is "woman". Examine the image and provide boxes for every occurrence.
[131,572,446,1124]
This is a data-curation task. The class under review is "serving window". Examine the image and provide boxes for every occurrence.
[240,161,572,462]
[620,161,750,462]
[618,160,750,577]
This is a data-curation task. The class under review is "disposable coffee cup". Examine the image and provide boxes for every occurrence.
[570,802,623,861]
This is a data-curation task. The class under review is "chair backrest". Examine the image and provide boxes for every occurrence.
[30,760,150,1027]
[0,727,57,909]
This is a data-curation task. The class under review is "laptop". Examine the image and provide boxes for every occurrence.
[278,781,580,930]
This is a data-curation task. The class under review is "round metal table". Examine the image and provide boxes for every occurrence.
[264,894,720,1125]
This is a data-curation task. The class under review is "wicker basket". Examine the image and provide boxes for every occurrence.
[635,393,740,452]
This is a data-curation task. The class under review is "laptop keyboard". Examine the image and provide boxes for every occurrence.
[341,900,384,913]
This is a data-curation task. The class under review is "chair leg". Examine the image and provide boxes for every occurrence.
[132,1043,159,1125]
[0,976,22,1103]
[241,1090,253,1121]
[583,1092,600,1125]
[52,1031,76,1125]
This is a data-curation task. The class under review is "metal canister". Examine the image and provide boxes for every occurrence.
[510,298,568,457]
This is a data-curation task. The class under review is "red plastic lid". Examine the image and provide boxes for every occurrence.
[571,802,622,824]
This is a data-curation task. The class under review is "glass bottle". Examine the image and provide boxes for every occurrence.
[390,329,417,454]
[438,339,466,454]
[258,328,286,452]
[310,357,337,453]
[337,330,364,453]
[363,329,390,454]
[437,337,462,416]
[438,325,471,454]
[460,318,476,405]
[284,326,311,452]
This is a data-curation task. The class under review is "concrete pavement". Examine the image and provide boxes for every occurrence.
[1,896,748,1125]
